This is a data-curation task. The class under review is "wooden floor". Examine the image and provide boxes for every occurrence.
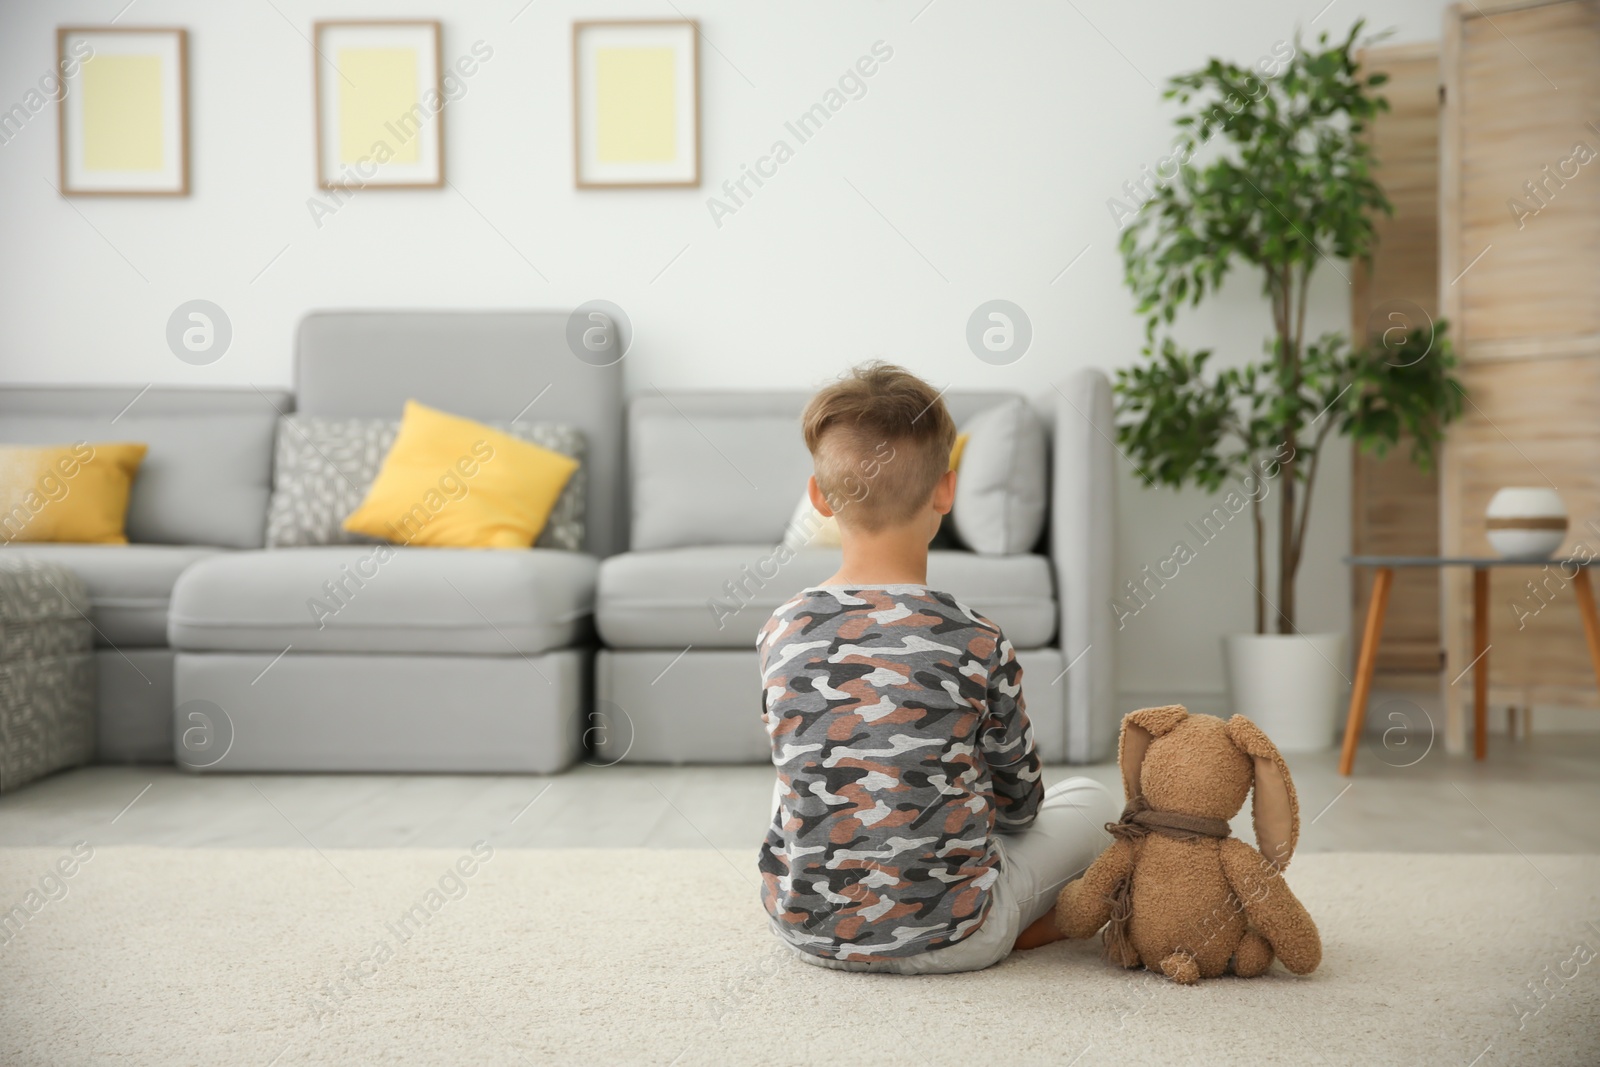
[0,732,1592,855]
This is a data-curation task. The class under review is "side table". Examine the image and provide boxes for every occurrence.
[1340,556,1600,775]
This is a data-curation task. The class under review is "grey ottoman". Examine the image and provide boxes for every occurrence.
[0,558,96,793]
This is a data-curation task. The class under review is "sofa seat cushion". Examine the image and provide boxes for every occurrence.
[0,544,222,647]
[596,546,1057,649]
[168,547,597,655]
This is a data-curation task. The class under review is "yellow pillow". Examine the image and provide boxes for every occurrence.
[0,442,147,544]
[948,432,970,473]
[342,401,579,549]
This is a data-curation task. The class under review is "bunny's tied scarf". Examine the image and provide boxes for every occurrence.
[1099,797,1233,964]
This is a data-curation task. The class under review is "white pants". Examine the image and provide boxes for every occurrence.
[784,776,1118,975]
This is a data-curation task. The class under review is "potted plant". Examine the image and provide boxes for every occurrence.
[1113,20,1465,750]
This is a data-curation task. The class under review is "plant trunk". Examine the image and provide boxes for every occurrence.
[1275,263,1304,635]
[1252,492,1266,634]
[1277,459,1296,633]
[1267,265,1292,633]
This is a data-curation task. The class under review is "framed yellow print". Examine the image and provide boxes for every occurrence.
[57,27,189,196]
[573,20,700,188]
[313,21,444,190]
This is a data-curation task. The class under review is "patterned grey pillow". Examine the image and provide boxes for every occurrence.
[266,416,586,551]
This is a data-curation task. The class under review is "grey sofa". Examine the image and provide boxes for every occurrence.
[0,310,621,774]
[1,311,1114,773]
[593,372,1117,765]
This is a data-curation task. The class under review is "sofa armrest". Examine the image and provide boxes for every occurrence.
[1051,369,1117,763]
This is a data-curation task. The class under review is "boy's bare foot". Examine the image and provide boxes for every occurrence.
[1013,905,1067,950]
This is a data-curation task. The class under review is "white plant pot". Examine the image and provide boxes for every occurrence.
[1222,632,1347,752]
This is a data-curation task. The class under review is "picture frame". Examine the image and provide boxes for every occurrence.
[56,26,189,197]
[572,19,700,189]
[313,20,444,190]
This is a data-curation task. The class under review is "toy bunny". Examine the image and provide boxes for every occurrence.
[1056,705,1321,983]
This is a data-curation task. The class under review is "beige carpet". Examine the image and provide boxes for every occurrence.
[0,847,1595,1066]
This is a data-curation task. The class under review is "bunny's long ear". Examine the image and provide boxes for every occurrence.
[1118,705,1189,803]
[1227,715,1300,868]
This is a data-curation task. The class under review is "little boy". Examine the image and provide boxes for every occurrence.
[757,362,1118,974]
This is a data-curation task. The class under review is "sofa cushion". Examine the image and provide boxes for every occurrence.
[951,399,1049,555]
[294,310,624,557]
[596,545,1056,649]
[629,392,1043,552]
[0,387,287,550]
[0,544,222,647]
[630,395,813,551]
[267,415,587,551]
[168,546,596,655]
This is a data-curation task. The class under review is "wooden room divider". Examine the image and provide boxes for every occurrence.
[1438,0,1600,750]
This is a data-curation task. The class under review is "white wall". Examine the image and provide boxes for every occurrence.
[0,0,1454,701]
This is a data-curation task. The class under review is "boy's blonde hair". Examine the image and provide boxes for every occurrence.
[801,362,956,532]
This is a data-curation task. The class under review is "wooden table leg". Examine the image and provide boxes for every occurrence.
[1570,567,1600,692]
[1473,567,1489,761]
[1339,566,1393,777]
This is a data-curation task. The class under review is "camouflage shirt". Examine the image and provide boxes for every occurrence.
[756,585,1043,961]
